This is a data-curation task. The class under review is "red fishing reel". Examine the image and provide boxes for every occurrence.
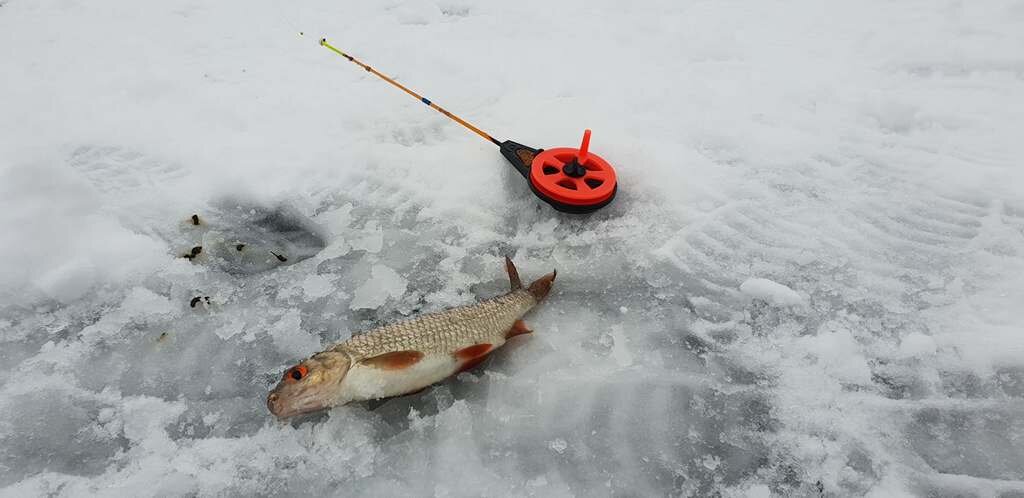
[500,129,618,214]
[315,38,620,214]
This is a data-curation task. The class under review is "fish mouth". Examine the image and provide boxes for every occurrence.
[267,392,328,419]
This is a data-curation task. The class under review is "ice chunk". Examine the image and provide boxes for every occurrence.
[548,438,568,454]
[214,319,245,341]
[798,328,872,385]
[318,239,352,261]
[269,309,321,356]
[301,274,337,299]
[701,454,721,470]
[350,264,407,310]
[121,287,175,316]
[740,278,803,306]
[351,221,384,254]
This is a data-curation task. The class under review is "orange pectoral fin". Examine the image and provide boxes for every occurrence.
[457,355,489,374]
[454,343,494,374]
[505,319,532,339]
[361,350,424,370]
[454,343,492,361]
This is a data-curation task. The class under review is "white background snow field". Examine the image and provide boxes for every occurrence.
[2,0,1023,496]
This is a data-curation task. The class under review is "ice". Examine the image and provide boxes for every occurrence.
[269,309,321,357]
[898,332,938,359]
[350,264,407,310]
[32,259,99,304]
[745,484,771,498]
[3,0,1024,496]
[351,221,384,254]
[740,278,804,307]
[797,327,873,385]
[300,274,337,299]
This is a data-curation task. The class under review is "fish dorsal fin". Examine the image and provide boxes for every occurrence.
[361,350,424,370]
[505,256,522,291]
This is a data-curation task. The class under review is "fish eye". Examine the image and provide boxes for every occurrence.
[286,365,308,382]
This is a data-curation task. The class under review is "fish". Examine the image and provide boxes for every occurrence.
[266,257,556,418]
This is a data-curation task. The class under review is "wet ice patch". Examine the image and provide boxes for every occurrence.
[350,221,384,254]
[269,309,321,357]
[350,264,407,310]
[0,383,125,486]
[300,274,338,299]
[179,203,328,276]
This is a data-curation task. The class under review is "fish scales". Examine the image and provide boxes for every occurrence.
[334,291,535,359]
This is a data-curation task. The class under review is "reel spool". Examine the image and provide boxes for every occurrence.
[499,129,617,214]
[317,37,619,214]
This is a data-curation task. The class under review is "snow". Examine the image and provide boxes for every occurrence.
[2,0,1024,496]
[739,278,804,307]
[548,438,569,454]
[745,484,771,498]
[897,332,938,359]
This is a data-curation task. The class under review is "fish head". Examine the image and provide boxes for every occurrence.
[267,351,350,418]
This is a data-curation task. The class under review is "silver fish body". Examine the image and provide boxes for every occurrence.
[267,257,555,418]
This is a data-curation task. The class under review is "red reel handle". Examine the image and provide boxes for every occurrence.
[578,129,591,165]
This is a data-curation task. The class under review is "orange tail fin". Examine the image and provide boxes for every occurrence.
[528,270,557,301]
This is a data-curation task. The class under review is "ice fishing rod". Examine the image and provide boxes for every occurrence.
[317,37,618,214]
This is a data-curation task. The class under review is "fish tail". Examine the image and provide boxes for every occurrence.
[505,256,523,291]
[528,269,557,301]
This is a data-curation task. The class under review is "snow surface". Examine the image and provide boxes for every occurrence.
[740,278,804,307]
[2,0,1024,496]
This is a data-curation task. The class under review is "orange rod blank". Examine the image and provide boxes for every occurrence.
[319,38,502,146]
